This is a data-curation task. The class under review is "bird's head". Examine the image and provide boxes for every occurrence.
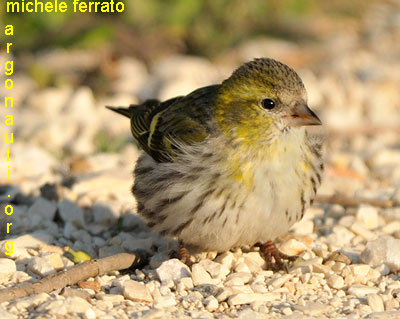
[215,58,321,146]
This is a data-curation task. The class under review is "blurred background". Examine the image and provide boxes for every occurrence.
[1,3,400,316]
[0,0,400,234]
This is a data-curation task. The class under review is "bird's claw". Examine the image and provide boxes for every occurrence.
[262,240,297,272]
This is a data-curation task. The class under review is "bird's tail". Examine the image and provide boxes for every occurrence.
[106,106,132,118]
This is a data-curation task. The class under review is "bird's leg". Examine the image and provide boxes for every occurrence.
[178,242,192,267]
[262,240,297,272]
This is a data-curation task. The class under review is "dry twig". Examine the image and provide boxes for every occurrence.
[315,194,396,208]
[0,252,146,303]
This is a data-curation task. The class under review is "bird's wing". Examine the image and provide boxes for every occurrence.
[108,85,220,162]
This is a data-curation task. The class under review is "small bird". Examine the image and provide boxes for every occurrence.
[107,58,323,269]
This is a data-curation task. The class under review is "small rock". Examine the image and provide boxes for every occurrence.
[251,282,268,293]
[279,239,308,256]
[12,293,49,310]
[293,301,332,315]
[356,205,379,229]
[243,252,266,269]
[83,308,96,319]
[325,251,352,265]
[350,222,377,241]
[228,293,279,306]
[27,198,57,220]
[199,259,230,279]
[28,256,57,277]
[360,236,400,271]
[91,201,121,225]
[142,309,165,319]
[229,285,254,295]
[313,263,333,276]
[367,294,385,312]
[65,296,93,314]
[0,305,17,319]
[40,183,64,202]
[349,264,372,277]
[331,262,346,273]
[327,274,345,289]
[216,288,233,302]
[58,199,85,227]
[0,185,19,203]
[0,258,17,284]
[42,252,64,270]
[123,280,153,303]
[347,284,379,297]
[203,295,219,312]
[61,287,91,301]
[78,281,102,293]
[179,277,194,290]
[268,274,292,288]
[194,284,223,298]
[382,221,400,235]
[96,294,125,302]
[156,259,191,284]
[330,225,355,245]
[0,232,54,257]
[214,251,235,268]
[225,272,252,286]
[37,297,92,315]
[153,295,177,308]
[237,308,265,319]
[192,263,213,286]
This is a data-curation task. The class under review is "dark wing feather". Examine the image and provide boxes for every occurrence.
[107,85,220,162]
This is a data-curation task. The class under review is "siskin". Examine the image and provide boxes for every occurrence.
[107,58,323,268]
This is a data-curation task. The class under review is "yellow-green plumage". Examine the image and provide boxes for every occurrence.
[107,58,323,254]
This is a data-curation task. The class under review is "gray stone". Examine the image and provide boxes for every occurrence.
[360,236,400,272]
[58,199,85,227]
[28,198,57,220]
[193,284,224,298]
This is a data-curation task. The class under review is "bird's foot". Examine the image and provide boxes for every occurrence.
[178,242,193,267]
[262,240,297,272]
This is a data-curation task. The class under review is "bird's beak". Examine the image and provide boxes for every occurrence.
[287,102,321,127]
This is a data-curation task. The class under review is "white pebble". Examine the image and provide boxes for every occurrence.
[203,296,219,312]
[268,274,292,288]
[191,263,213,286]
[122,280,153,303]
[0,258,17,284]
[367,294,384,312]
[347,284,379,297]
[155,259,191,284]
[228,293,280,306]
[327,274,344,289]
[356,205,379,229]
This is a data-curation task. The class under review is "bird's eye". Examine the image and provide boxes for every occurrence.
[261,98,275,110]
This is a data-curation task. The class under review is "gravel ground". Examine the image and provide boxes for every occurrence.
[1,2,400,318]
